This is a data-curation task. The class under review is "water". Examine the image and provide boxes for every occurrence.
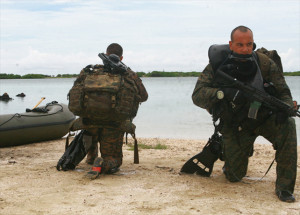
[0,77,299,144]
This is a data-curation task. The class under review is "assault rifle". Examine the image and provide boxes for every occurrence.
[215,68,300,118]
[98,53,128,74]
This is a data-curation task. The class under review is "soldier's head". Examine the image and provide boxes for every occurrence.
[106,43,123,61]
[229,26,254,55]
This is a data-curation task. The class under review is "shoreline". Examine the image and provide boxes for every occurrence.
[1,71,300,80]
[0,137,299,214]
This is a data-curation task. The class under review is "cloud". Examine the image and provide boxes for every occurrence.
[280,48,300,72]
[1,46,97,74]
[1,0,299,75]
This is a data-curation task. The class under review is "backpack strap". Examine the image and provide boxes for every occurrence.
[120,119,139,164]
[132,133,139,164]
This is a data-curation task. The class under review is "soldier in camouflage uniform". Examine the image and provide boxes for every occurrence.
[74,43,148,178]
[192,26,297,202]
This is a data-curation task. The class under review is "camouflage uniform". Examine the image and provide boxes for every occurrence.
[75,66,148,173]
[85,126,125,172]
[192,52,297,194]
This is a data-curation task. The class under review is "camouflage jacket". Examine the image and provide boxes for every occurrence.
[192,52,293,120]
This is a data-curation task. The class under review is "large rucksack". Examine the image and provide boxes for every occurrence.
[256,47,283,73]
[68,54,141,123]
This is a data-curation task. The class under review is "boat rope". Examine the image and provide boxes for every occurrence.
[0,103,64,127]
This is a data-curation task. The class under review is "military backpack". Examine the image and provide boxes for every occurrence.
[68,55,141,123]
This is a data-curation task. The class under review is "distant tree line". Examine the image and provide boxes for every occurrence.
[283,71,300,76]
[136,71,200,77]
[0,73,22,79]
[0,73,52,79]
[1,71,299,79]
[56,74,78,78]
[0,73,78,79]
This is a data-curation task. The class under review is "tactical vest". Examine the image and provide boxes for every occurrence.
[208,44,277,123]
[68,64,141,123]
[208,44,281,82]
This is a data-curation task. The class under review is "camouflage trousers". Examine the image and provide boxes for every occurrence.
[84,126,125,173]
[221,114,297,193]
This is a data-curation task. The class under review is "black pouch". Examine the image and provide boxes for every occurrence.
[181,132,223,177]
[56,130,87,171]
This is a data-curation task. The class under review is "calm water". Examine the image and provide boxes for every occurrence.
[0,77,299,144]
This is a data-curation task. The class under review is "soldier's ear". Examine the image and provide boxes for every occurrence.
[229,41,233,51]
[253,42,256,50]
[120,56,123,61]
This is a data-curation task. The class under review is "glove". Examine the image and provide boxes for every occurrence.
[275,111,288,125]
[222,88,247,105]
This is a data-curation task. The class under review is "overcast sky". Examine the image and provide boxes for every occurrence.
[1,0,299,75]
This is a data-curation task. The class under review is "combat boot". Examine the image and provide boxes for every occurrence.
[86,157,103,180]
[276,190,296,203]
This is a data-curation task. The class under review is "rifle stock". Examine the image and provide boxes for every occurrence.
[215,69,300,117]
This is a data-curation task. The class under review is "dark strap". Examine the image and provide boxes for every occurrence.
[133,133,139,164]
[125,132,128,145]
[125,132,139,164]
[258,158,275,181]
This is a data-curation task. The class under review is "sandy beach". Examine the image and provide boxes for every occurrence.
[0,136,299,215]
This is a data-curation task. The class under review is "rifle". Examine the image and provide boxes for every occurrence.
[98,53,128,74]
[215,68,300,118]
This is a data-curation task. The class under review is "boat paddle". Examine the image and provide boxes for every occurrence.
[26,97,46,112]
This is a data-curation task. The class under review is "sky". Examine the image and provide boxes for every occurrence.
[1,0,299,75]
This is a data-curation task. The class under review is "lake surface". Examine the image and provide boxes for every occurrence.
[0,76,299,144]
